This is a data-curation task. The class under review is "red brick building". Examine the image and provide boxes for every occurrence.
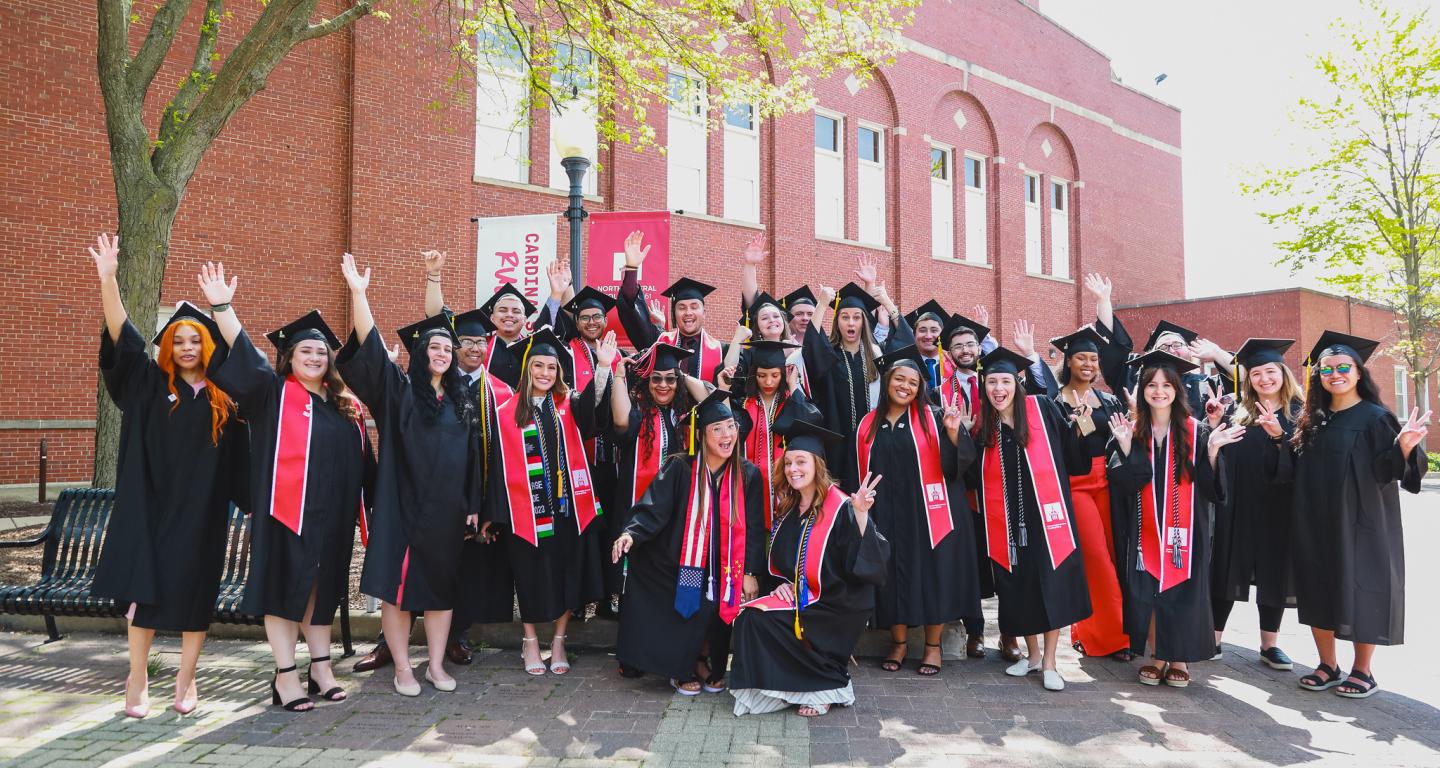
[1,0,1185,482]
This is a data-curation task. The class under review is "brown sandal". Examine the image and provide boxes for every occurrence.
[1138,664,1164,686]
[1164,666,1191,688]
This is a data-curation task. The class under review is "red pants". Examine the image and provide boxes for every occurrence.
[1069,456,1129,656]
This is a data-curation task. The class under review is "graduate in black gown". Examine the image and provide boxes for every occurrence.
[336,254,480,696]
[485,328,611,676]
[612,390,766,694]
[422,248,535,389]
[1269,331,1429,700]
[1209,339,1304,670]
[614,231,728,384]
[968,345,1091,692]
[858,346,980,677]
[730,420,890,717]
[201,264,373,713]
[1106,350,1241,688]
[89,236,247,719]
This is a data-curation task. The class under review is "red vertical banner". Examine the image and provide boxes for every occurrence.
[585,211,671,351]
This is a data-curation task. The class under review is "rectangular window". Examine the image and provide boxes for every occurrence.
[1422,373,1432,412]
[1050,177,1070,278]
[814,111,844,238]
[930,145,954,260]
[963,153,987,263]
[1395,366,1410,416]
[1026,174,1038,204]
[667,73,707,212]
[1024,172,1042,273]
[553,42,594,96]
[548,42,598,195]
[965,156,984,190]
[856,124,885,245]
[1052,180,1066,211]
[723,102,760,223]
[474,27,530,183]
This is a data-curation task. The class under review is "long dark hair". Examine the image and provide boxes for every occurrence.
[978,372,1029,449]
[514,353,571,428]
[278,345,363,423]
[1293,356,1381,451]
[861,361,934,446]
[406,334,475,426]
[1134,365,1193,481]
[828,308,880,384]
[631,365,694,456]
[742,363,789,401]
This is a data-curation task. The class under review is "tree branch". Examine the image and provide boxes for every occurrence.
[126,0,197,99]
[157,0,224,146]
[300,0,374,41]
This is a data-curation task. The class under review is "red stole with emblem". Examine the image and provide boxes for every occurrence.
[978,396,1078,571]
[495,394,600,546]
[659,329,723,384]
[856,403,955,548]
[1140,418,1199,591]
[741,393,786,530]
[631,408,669,505]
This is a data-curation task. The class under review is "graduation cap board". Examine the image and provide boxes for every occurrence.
[745,339,800,370]
[451,307,496,337]
[978,346,1033,377]
[395,313,458,351]
[780,286,817,311]
[266,310,341,352]
[631,341,689,378]
[681,388,736,454]
[1304,330,1378,366]
[480,283,538,318]
[904,300,949,330]
[779,417,843,456]
[1050,326,1106,358]
[945,313,991,345]
[876,344,929,374]
[512,326,571,366]
[833,282,881,315]
[1127,348,1200,375]
[1234,338,1295,369]
[153,301,223,348]
[1144,320,1199,353]
[661,277,716,305]
[563,286,618,317]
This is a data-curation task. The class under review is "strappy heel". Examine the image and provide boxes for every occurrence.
[549,635,570,675]
[521,636,546,676]
[270,666,314,712]
[880,641,907,672]
[917,642,943,676]
[306,655,347,702]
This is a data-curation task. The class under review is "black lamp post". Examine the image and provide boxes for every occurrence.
[554,106,594,289]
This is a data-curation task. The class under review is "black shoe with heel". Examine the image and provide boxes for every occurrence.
[306,656,347,701]
[271,666,314,712]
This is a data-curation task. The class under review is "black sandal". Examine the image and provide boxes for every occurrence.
[880,641,907,672]
[306,656,347,702]
[1335,670,1380,699]
[1298,663,1345,691]
[917,642,942,677]
[270,665,313,712]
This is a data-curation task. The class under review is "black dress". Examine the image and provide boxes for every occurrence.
[1270,400,1426,645]
[617,456,764,681]
[730,492,890,706]
[1107,422,1223,662]
[338,329,478,612]
[454,368,516,626]
[91,321,249,632]
[1213,408,1298,609]
[967,396,1093,636]
[603,400,683,598]
[210,330,373,624]
[863,406,981,627]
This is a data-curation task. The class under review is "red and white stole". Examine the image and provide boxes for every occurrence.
[567,337,616,393]
[495,394,600,546]
[856,403,955,548]
[742,393,786,530]
[743,486,847,614]
[678,459,749,624]
[978,396,1078,572]
[484,336,502,370]
[1140,418,1199,591]
[270,376,368,542]
[659,329,723,384]
[631,408,669,505]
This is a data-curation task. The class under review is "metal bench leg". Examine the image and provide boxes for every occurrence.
[339,602,354,659]
[43,615,62,643]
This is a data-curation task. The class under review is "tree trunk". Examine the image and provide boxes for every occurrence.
[91,180,179,488]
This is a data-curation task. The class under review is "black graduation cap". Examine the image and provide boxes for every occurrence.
[631,341,689,377]
[745,292,785,326]
[512,326,571,365]
[395,313,457,351]
[779,417,843,456]
[1234,338,1295,369]
[661,277,716,304]
[562,286,616,317]
[1127,348,1199,375]
[876,344,929,374]
[1304,330,1379,365]
[903,299,949,329]
[152,301,223,348]
[450,307,496,337]
[945,313,991,344]
[780,286,817,310]
[744,339,800,370]
[266,310,341,352]
[681,388,737,453]
[833,282,881,314]
[978,346,1033,377]
[1050,326,1107,358]
[1144,320,1199,352]
[480,283,538,318]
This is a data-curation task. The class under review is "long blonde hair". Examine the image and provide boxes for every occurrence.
[1230,363,1303,426]
[770,451,837,523]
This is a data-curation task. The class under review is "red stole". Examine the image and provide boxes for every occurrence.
[1140,418,1199,591]
[631,408,668,505]
[495,394,601,546]
[678,459,749,624]
[743,486,847,614]
[485,336,501,369]
[269,376,368,543]
[567,337,616,393]
[659,329,723,383]
[978,396,1078,572]
[856,403,955,548]
[742,393,786,530]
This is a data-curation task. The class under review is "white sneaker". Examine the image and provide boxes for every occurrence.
[1043,669,1066,691]
[1005,659,1039,677]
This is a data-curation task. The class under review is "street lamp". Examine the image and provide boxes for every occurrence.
[552,105,596,289]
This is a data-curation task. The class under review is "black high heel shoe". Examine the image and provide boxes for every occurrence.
[306,656,347,701]
[270,665,314,712]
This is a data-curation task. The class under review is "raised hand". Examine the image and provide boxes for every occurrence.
[341,252,371,294]
[1083,273,1112,302]
[1208,424,1247,453]
[387,343,402,364]
[422,249,446,275]
[197,261,238,305]
[850,472,882,515]
[731,324,753,344]
[943,403,965,437]
[1398,407,1432,456]
[647,298,667,328]
[818,284,836,308]
[623,230,651,269]
[741,232,767,265]
[973,304,990,331]
[718,365,737,389]
[547,258,573,299]
[1109,412,1134,455]
[90,233,119,282]
[1013,319,1036,358]
[1189,338,1221,363]
[956,392,974,431]
[595,330,619,367]
[854,254,879,289]
[786,363,801,392]
[1255,400,1284,439]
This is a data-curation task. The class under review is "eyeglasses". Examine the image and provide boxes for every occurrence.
[458,339,484,350]
[1318,364,1354,376]
[649,374,679,385]
[1158,341,1188,352]
[577,314,606,324]
[955,341,980,349]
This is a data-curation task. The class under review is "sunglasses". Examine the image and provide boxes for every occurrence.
[649,374,680,385]
[1318,364,1354,376]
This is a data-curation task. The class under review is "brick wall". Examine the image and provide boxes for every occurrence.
[1,0,1185,482]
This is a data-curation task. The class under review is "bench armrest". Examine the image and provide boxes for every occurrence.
[0,522,56,550]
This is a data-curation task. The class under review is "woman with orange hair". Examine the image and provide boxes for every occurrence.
[89,233,248,719]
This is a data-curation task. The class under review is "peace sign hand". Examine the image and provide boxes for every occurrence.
[1399,407,1433,455]
[1255,400,1284,439]
[851,472,882,515]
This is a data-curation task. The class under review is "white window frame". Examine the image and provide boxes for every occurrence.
[1024,171,1042,274]
[548,41,598,196]
[666,71,709,213]
[856,122,886,245]
[929,144,955,261]
[813,109,845,239]
[1049,176,1070,279]
[1395,366,1410,416]
[963,152,987,264]
[1421,372,1432,412]
[722,102,761,223]
[474,27,531,184]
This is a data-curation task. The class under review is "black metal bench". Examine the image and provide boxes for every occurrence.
[0,488,354,656]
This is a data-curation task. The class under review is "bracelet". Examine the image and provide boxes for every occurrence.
[210,302,231,313]
[426,275,442,283]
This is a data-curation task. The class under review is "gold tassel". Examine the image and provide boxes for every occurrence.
[793,610,803,640]
[1304,362,1311,399]
[688,406,698,455]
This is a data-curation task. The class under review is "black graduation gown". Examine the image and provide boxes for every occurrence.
[454,368,516,625]
[730,500,891,692]
[967,396,1093,636]
[616,456,765,680]
[210,330,373,624]
[1270,400,1426,645]
[812,326,909,493]
[90,321,249,632]
[602,400,683,597]
[1107,424,1223,662]
[615,271,729,382]
[864,406,982,627]
[1096,315,1212,414]
[484,391,604,623]
[337,329,477,612]
[1212,409,1298,608]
